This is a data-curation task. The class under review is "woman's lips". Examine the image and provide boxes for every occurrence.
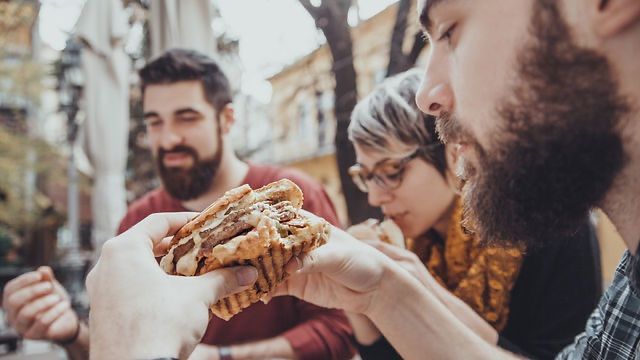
[386,212,408,224]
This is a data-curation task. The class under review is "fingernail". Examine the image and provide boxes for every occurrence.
[236,267,258,286]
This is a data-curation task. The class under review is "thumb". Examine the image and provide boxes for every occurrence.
[37,266,55,281]
[190,266,258,306]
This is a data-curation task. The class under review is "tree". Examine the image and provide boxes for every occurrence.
[298,0,426,224]
[298,0,376,225]
[386,0,427,77]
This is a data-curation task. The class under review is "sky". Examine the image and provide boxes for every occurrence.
[216,0,398,101]
[38,0,398,101]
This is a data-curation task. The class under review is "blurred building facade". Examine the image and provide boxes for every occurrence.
[238,2,424,224]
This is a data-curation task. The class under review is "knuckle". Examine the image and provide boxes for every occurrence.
[85,269,97,296]
[144,213,163,228]
[301,253,317,272]
[100,239,120,257]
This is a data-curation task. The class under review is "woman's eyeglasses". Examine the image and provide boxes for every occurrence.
[349,149,422,193]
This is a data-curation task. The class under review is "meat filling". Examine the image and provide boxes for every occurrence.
[172,200,303,266]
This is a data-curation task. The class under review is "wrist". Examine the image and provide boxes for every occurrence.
[91,327,181,359]
[366,259,415,320]
[56,315,82,346]
[346,312,382,345]
[219,346,233,360]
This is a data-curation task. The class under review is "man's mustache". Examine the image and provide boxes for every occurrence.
[158,145,198,159]
[435,112,462,145]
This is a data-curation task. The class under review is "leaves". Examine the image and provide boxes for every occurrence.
[0,126,65,231]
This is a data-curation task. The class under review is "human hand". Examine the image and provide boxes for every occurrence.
[368,241,433,289]
[272,211,395,315]
[371,241,499,344]
[86,212,258,360]
[346,219,381,241]
[188,344,220,360]
[3,266,79,342]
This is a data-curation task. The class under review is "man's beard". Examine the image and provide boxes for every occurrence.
[157,140,223,201]
[436,0,630,248]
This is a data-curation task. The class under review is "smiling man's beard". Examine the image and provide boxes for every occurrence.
[156,126,224,201]
[436,0,630,248]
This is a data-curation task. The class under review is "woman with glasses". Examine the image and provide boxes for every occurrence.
[344,69,601,359]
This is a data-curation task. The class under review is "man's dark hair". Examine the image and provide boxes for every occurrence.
[139,48,232,112]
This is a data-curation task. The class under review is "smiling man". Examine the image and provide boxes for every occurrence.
[2,49,355,360]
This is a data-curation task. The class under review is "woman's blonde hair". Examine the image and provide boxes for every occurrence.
[348,68,446,175]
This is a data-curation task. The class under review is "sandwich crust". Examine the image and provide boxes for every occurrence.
[160,179,328,320]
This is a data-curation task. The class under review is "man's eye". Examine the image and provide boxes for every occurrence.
[146,120,161,127]
[178,116,199,122]
[439,24,457,44]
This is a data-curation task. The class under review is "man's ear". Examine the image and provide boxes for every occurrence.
[593,0,640,38]
[219,104,235,135]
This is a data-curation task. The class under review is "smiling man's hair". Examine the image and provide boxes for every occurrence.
[139,48,232,113]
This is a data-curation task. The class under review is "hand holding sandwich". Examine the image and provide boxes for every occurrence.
[272,215,396,315]
[86,212,258,360]
[276,212,502,359]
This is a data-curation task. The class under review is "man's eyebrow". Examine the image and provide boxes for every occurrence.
[143,111,159,120]
[419,0,450,34]
[174,107,202,116]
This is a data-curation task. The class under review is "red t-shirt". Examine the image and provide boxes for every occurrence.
[117,163,355,360]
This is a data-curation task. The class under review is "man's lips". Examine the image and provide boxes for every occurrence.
[162,152,192,166]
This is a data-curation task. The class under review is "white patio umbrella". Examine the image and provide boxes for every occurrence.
[75,0,130,254]
[149,0,217,58]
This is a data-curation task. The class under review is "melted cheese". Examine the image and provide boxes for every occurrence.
[176,232,203,275]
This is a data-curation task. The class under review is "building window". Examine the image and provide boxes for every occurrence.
[297,100,313,140]
[317,91,334,146]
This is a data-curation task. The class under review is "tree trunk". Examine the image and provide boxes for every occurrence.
[299,0,380,225]
[386,0,427,77]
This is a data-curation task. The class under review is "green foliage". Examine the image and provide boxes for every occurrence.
[0,126,65,231]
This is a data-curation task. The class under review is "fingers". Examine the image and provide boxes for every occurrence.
[37,267,69,299]
[187,266,258,306]
[283,257,301,274]
[37,266,55,282]
[4,281,53,324]
[3,272,44,303]
[25,301,73,340]
[85,266,96,296]
[153,236,174,257]
[124,212,198,249]
[287,245,342,276]
[269,282,289,298]
[14,293,62,336]
[370,241,412,260]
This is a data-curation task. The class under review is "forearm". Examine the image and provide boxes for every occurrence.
[231,336,296,360]
[346,313,382,345]
[425,276,499,344]
[63,322,90,360]
[367,262,513,360]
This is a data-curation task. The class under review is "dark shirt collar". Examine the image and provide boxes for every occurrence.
[627,243,640,296]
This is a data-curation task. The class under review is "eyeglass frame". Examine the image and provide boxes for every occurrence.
[348,143,442,193]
